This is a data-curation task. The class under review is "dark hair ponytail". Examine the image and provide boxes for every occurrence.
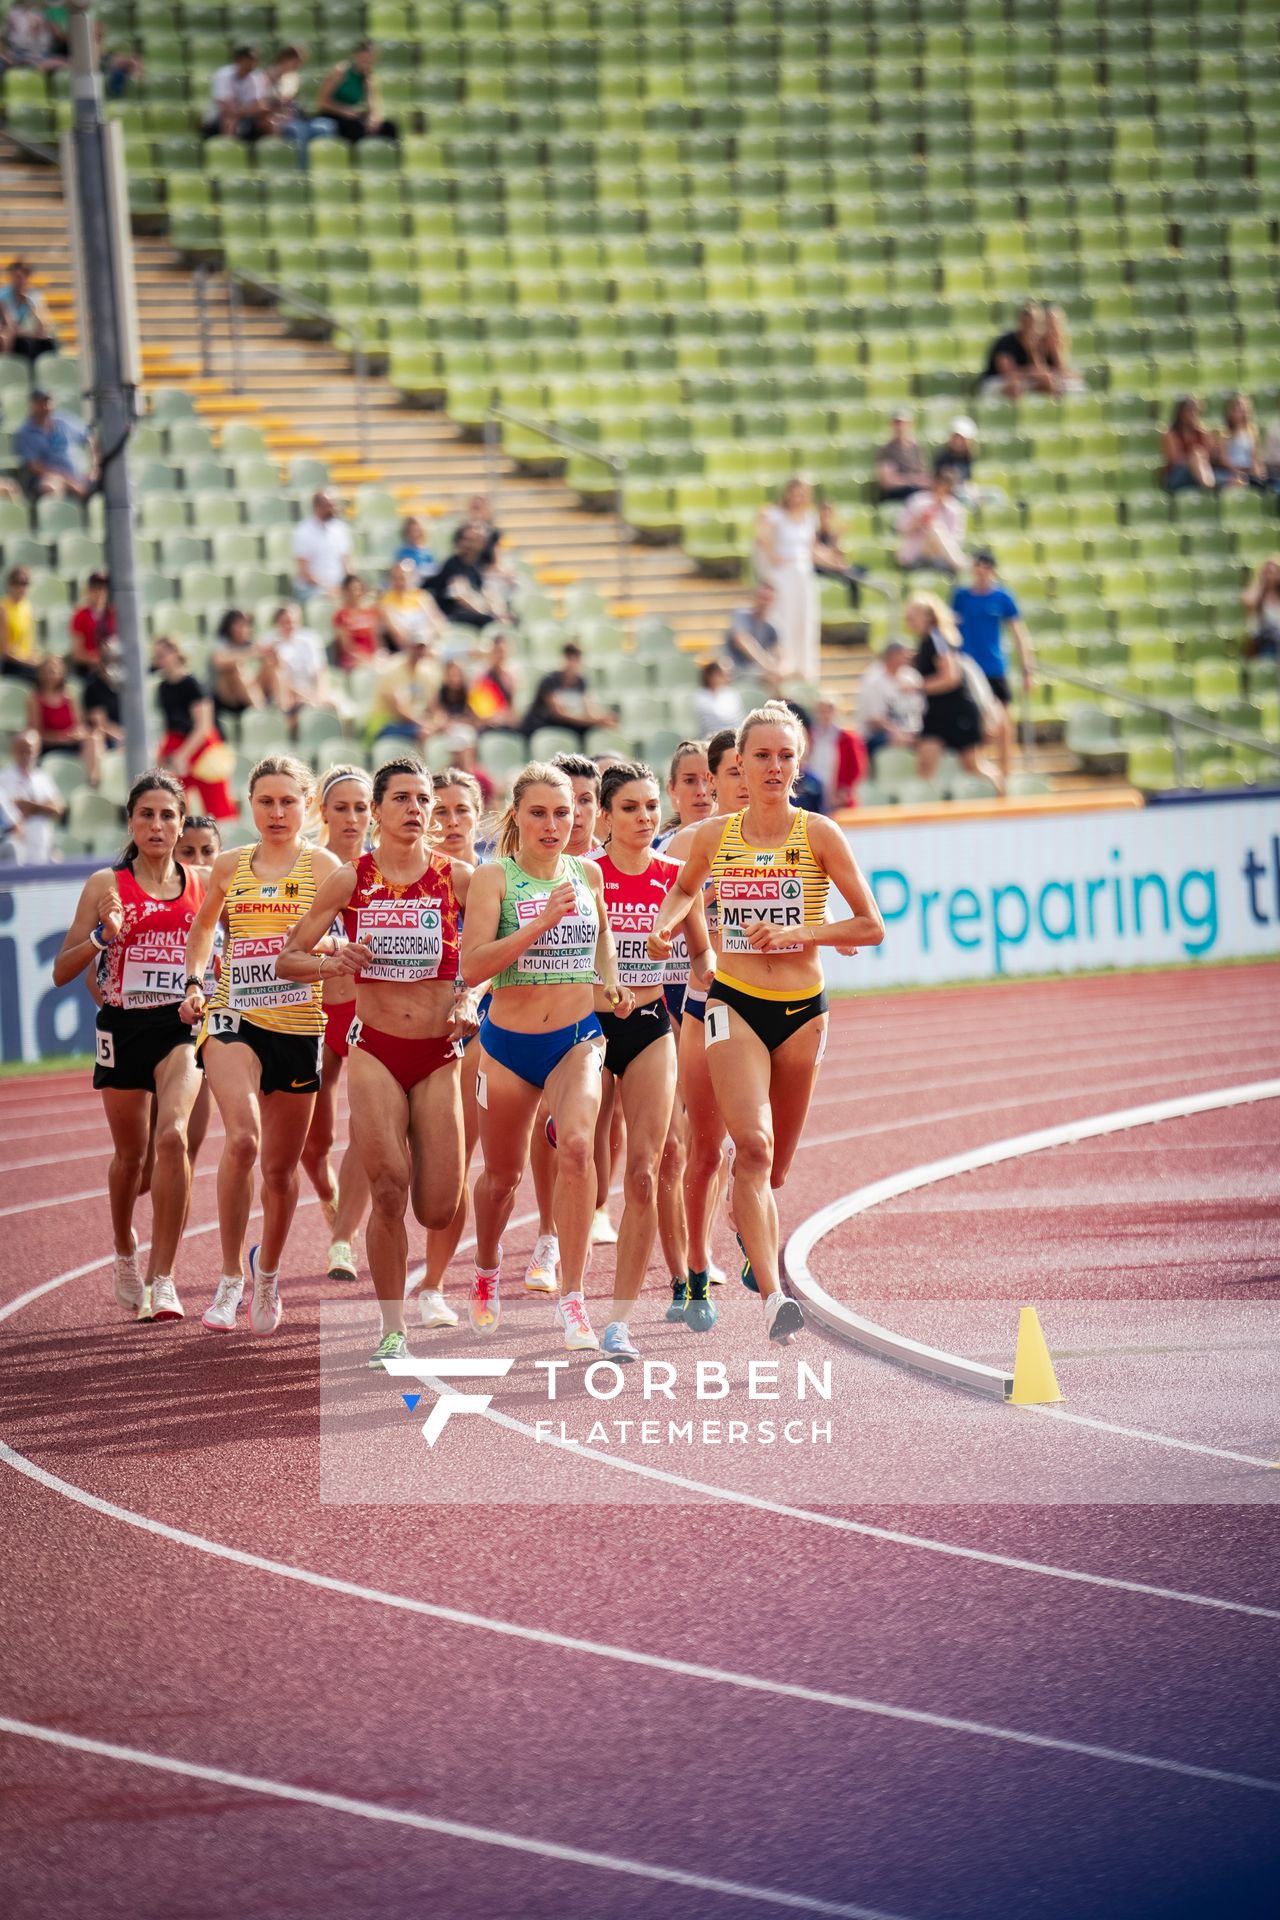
[114,768,187,870]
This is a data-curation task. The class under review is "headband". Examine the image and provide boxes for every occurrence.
[320,768,373,803]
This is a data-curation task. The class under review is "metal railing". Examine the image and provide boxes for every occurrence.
[484,398,631,618]
[1028,661,1280,786]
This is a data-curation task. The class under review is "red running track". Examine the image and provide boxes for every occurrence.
[1,962,1278,1920]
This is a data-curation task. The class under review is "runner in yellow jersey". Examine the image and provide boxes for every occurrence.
[649,703,884,1344]
[179,755,342,1336]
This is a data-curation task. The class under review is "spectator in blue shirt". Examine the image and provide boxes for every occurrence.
[951,550,1034,785]
[393,514,435,585]
[13,388,93,501]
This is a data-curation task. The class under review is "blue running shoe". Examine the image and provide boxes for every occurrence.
[665,1278,688,1322]
[737,1231,758,1294]
[601,1320,640,1362]
[683,1271,717,1333]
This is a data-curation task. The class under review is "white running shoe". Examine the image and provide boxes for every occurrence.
[601,1319,640,1362]
[556,1293,599,1352]
[417,1288,459,1329]
[469,1246,502,1334]
[524,1232,560,1293]
[589,1207,617,1245]
[327,1238,358,1282]
[113,1235,144,1316]
[764,1290,805,1345]
[202,1273,244,1332]
[147,1276,184,1322]
[247,1245,283,1336]
[707,1257,727,1287]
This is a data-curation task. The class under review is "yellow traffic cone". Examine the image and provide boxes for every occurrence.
[1010,1307,1063,1405]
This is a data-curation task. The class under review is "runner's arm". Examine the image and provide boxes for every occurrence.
[51,867,119,986]
[275,864,362,982]
[587,860,629,1011]
[178,849,237,1018]
[460,861,571,986]
[648,822,714,952]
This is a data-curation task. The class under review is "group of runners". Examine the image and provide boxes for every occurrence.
[54,701,884,1366]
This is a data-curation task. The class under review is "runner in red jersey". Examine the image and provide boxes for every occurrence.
[277,756,479,1368]
[52,769,210,1323]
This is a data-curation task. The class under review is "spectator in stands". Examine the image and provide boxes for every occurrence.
[0,730,64,864]
[264,45,333,164]
[292,489,352,601]
[521,642,618,744]
[13,387,93,501]
[1160,396,1217,493]
[1243,558,1280,662]
[979,302,1054,401]
[0,564,38,682]
[369,636,438,751]
[756,477,819,685]
[855,639,923,763]
[380,557,445,651]
[896,471,968,575]
[695,659,744,736]
[427,659,479,767]
[313,42,397,146]
[805,698,867,812]
[393,515,434,585]
[82,635,124,759]
[154,636,236,821]
[262,603,336,718]
[464,493,502,567]
[814,502,870,608]
[721,582,787,694]
[210,607,264,734]
[68,570,114,678]
[0,258,55,365]
[332,573,380,670]
[905,592,1000,792]
[203,46,272,141]
[3,4,67,71]
[429,523,502,631]
[27,654,100,787]
[1264,410,1280,490]
[1038,305,1084,395]
[875,410,929,502]
[1212,393,1267,489]
[468,630,520,731]
[952,550,1034,786]
[933,416,978,490]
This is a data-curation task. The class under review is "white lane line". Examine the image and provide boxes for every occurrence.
[4,1442,1277,1796]
[0,1136,346,1221]
[1025,1406,1280,1468]
[0,1716,907,1920]
[2,1221,1278,1626]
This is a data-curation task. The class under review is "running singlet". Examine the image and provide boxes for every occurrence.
[710,810,828,957]
[492,853,598,987]
[101,863,206,1010]
[592,851,678,990]
[206,843,324,1033]
[341,849,460,984]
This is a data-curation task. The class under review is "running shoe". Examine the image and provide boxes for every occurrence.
[524,1233,560,1294]
[683,1271,718,1334]
[469,1248,502,1334]
[327,1239,358,1283]
[113,1234,144,1315]
[664,1277,689,1322]
[737,1230,759,1294]
[707,1257,727,1287]
[555,1294,599,1352]
[202,1273,244,1332]
[590,1205,618,1245]
[247,1244,283,1336]
[147,1276,184,1322]
[601,1320,640,1362]
[764,1292,805,1345]
[417,1289,459,1330]
[368,1329,409,1370]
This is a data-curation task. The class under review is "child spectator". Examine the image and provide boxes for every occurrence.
[933,417,978,489]
[68,570,115,677]
[81,636,125,756]
[468,631,520,730]
[332,573,381,669]
[805,698,867,812]
[1161,396,1217,492]
[427,659,478,766]
[28,654,100,786]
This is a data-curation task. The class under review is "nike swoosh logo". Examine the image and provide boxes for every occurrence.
[785,1006,809,1017]
[291,1078,312,1088]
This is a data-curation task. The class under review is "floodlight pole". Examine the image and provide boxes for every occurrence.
[67,1,151,774]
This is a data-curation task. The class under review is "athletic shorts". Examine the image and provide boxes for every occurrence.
[460,989,493,1051]
[600,996,673,1077]
[93,1002,195,1093]
[199,1012,323,1095]
[349,1016,462,1093]
[479,1012,603,1091]
[705,975,828,1054]
[682,986,707,1024]
[324,996,356,1060]
[664,982,686,1022]
[987,672,1012,706]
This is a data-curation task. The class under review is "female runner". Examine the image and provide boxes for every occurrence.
[277,756,477,1368]
[297,764,374,1284]
[651,703,884,1343]
[179,755,340,1335]
[658,726,749,1329]
[53,769,208,1322]
[410,767,488,1329]
[461,762,630,1351]
[174,815,222,1169]
[591,762,710,1362]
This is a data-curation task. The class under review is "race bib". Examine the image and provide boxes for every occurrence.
[514,897,596,979]
[208,1008,241,1037]
[228,935,312,1010]
[718,864,805,955]
[121,931,188,1010]
[95,1029,115,1068]
[356,901,443,983]
[665,927,690,986]
[609,931,664,991]
[704,1003,731,1046]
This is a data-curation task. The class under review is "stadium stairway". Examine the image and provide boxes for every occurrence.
[1,144,1098,792]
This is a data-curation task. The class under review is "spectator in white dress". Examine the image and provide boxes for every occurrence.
[755,477,819,685]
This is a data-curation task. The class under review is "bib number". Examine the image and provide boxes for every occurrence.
[346,1015,363,1050]
[95,1030,115,1069]
[704,1003,731,1047]
[719,867,805,955]
[208,1008,241,1038]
